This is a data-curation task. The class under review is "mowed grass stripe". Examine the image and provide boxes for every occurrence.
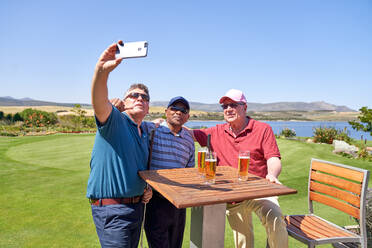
[6,134,94,171]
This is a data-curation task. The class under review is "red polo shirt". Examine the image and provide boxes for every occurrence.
[193,118,280,178]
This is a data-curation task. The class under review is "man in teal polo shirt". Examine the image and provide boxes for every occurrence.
[87,41,152,248]
[111,96,195,248]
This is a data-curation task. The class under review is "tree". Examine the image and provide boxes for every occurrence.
[0,111,4,120]
[71,104,85,128]
[12,113,23,122]
[72,104,87,118]
[5,113,12,121]
[71,104,95,129]
[349,107,372,136]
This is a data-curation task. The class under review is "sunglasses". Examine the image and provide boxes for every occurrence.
[125,92,150,102]
[169,106,188,114]
[221,102,245,110]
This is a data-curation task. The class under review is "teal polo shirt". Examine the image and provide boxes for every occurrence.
[86,106,149,199]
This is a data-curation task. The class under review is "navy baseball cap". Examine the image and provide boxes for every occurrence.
[167,96,190,110]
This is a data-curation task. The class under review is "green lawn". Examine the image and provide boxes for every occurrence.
[0,134,371,247]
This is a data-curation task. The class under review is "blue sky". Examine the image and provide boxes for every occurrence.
[1,0,371,110]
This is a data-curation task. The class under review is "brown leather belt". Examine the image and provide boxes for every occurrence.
[90,196,142,206]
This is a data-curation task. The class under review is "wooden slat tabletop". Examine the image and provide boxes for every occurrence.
[139,166,297,208]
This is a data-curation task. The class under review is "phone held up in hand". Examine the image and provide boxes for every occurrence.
[116,41,148,59]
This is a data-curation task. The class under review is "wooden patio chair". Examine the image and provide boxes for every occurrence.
[284,158,370,248]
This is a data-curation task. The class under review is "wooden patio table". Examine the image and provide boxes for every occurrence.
[139,166,297,248]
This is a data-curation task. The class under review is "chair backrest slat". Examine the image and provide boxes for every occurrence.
[311,170,362,194]
[311,160,364,182]
[310,181,361,207]
[310,191,360,219]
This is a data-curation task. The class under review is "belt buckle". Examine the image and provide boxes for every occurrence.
[89,199,98,204]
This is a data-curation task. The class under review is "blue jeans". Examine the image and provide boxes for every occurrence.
[91,203,144,248]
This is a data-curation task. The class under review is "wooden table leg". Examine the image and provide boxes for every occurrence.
[190,203,226,248]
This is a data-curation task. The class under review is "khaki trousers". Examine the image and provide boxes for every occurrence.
[226,197,288,248]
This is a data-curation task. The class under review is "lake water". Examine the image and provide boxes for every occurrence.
[184,120,372,141]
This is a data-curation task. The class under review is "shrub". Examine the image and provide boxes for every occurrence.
[20,108,58,128]
[313,126,338,144]
[0,124,25,136]
[0,131,18,137]
[313,126,353,144]
[279,128,296,138]
[335,130,353,144]
[82,116,95,128]
[356,143,372,161]
[57,115,95,131]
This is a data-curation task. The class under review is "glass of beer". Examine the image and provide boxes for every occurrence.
[205,151,217,184]
[238,150,250,181]
[197,147,207,177]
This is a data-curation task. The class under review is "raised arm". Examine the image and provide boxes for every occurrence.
[91,42,123,123]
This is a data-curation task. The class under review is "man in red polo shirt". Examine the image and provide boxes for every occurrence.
[192,89,287,248]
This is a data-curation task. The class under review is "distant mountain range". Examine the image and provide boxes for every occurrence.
[0,96,91,108]
[0,96,355,112]
[151,101,355,112]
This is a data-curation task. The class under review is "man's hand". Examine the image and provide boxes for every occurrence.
[142,186,152,204]
[265,174,282,184]
[91,41,124,123]
[95,41,123,74]
[110,98,125,112]
[152,118,165,128]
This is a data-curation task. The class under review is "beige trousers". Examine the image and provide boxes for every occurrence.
[226,197,288,248]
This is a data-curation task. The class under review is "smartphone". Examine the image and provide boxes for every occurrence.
[115,41,148,59]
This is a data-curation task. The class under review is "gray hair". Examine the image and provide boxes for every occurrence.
[124,83,150,100]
